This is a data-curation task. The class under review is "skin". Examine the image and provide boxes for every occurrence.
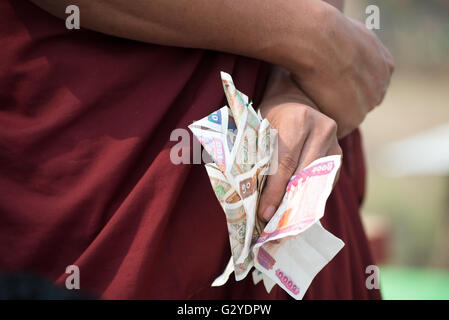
[257,1,393,221]
[258,0,342,221]
[31,0,393,134]
[29,0,394,221]
[258,66,342,221]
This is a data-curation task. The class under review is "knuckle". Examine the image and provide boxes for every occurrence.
[369,86,383,109]
[323,117,338,135]
[279,154,298,174]
[384,50,395,74]
[388,60,395,74]
[375,82,388,106]
[333,143,343,155]
[292,107,308,125]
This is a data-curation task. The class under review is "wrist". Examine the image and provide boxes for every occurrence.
[253,0,330,75]
[278,2,343,76]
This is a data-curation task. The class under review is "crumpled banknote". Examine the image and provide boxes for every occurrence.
[188,72,344,300]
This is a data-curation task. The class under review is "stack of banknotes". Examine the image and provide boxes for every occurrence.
[188,72,345,300]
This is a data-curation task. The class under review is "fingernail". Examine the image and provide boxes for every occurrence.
[262,205,276,222]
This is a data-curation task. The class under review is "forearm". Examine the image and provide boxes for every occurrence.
[32,0,393,138]
[30,0,334,74]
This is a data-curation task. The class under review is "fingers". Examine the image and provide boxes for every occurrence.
[296,115,339,173]
[257,110,307,222]
[258,148,299,222]
[257,110,341,223]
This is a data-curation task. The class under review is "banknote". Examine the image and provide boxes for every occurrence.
[256,156,342,245]
[252,155,344,299]
[189,72,344,300]
[221,71,249,127]
[190,73,274,270]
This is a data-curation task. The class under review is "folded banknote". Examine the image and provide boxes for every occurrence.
[188,72,344,299]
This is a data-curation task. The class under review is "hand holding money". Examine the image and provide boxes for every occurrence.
[257,66,342,222]
[189,71,344,300]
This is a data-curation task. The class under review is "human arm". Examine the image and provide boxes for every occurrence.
[31,0,393,132]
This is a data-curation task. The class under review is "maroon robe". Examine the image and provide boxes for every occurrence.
[0,0,380,299]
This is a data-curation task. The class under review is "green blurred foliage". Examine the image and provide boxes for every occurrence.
[380,266,449,299]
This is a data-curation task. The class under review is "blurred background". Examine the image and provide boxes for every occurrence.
[345,0,449,299]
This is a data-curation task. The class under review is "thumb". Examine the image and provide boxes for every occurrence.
[257,153,298,222]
